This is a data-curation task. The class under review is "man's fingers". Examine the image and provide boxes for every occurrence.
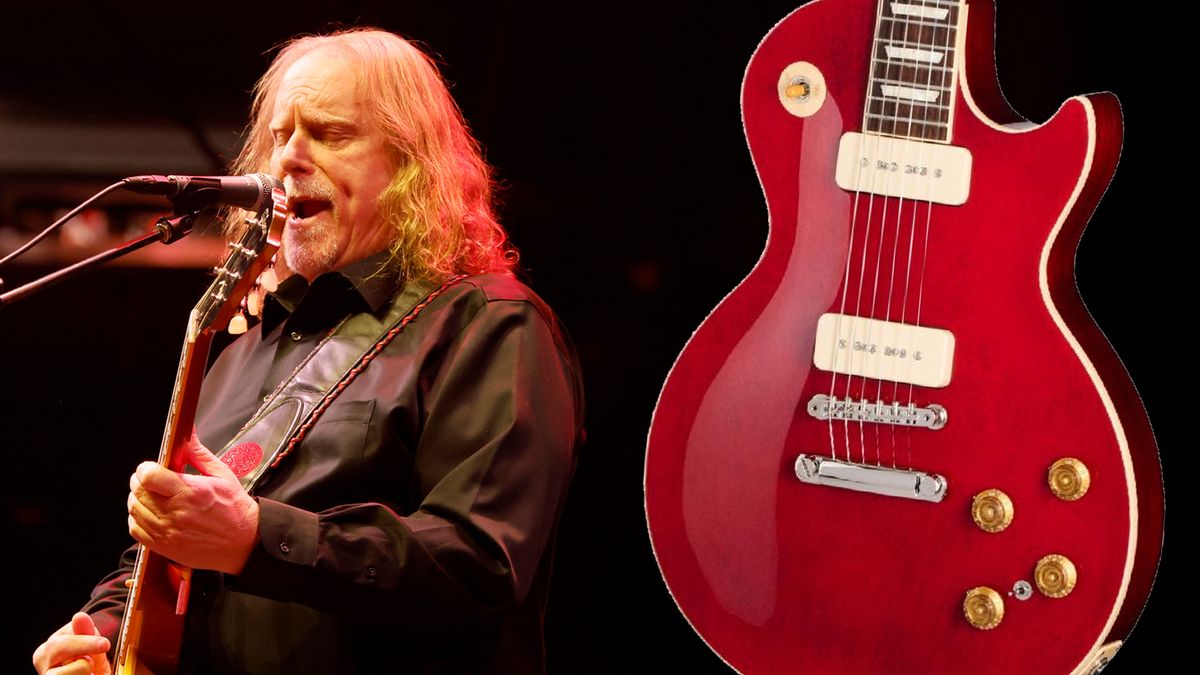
[128,513,155,548]
[127,492,166,533]
[70,612,98,637]
[135,462,185,497]
[186,434,236,481]
[43,634,109,656]
[35,634,110,670]
[47,658,92,675]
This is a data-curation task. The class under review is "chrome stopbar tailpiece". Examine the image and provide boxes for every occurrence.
[795,454,947,502]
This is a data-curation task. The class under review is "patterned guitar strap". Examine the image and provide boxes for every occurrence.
[213,274,466,492]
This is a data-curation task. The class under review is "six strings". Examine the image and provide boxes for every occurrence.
[824,0,960,466]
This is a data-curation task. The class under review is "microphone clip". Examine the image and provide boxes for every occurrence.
[155,209,202,245]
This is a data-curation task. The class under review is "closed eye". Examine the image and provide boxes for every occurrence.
[312,125,356,146]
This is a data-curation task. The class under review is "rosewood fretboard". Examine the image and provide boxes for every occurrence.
[865,0,963,142]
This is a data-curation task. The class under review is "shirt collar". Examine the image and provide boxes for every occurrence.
[260,251,401,337]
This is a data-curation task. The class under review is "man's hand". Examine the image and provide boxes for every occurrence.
[127,433,260,575]
[32,612,111,675]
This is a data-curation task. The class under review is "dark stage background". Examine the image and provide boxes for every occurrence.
[0,1,1182,672]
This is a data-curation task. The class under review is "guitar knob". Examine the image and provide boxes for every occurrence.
[1048,458,1090,500]
[971,489,1014,533]
[963,587,1004,630]
[1034,554,1077,598]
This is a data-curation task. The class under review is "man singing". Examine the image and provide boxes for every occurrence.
[33,28,583,674]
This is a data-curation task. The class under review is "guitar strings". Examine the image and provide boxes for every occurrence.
[889,0,938,467]
[839,0,907,466]
[871,0,924,468]
[897,0,959,469]
[888,0,931,468]
[825,0,892,463]
[862,0,960,469]
[841,0,895,466]
[830,0,959,469]
[890,0,937,468]
[860,0,903,466]
[854,0,916,467]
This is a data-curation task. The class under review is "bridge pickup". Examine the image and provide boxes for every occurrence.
[807,394,947,430]
[812,313,955,388]
[794,454,947,502]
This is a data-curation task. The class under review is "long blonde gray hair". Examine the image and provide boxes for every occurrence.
[229,28,516,281]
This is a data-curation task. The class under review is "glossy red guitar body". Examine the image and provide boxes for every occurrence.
[644,1,1163,672]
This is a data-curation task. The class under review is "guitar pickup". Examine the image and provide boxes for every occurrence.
[835,131,973,205]
[812,313,956,388]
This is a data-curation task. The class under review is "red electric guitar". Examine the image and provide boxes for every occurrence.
[644,1,1162,673]
[113,186,286,674]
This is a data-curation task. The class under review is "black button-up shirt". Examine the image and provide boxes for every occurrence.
[84,261,584,674]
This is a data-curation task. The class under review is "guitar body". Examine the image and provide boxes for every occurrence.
[116,553,187,674]
[644,1,1162,673]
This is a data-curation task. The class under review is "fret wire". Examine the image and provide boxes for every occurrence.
[864,125,950,143]
[864,112,948,127]
[872,75,951,91]
[871,56,953,73]
[868,100,950,124]
[875,53,956,68]
[873,58,955,75]
[873,73,953,89]
[866,99,951,121]
[867,95,952,110]
[876,36,957,51]
[882,7,959,22]
[888,0,959,8]
[876,23,954,47]
[880,16,952,30]
[869,95,952,111]
[873,89,955,106]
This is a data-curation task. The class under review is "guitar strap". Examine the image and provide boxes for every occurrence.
[213,274,466,492]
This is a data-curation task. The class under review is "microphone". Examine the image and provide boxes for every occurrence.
[122,173,284,212]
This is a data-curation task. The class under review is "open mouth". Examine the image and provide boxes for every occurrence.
[290,199,332,220]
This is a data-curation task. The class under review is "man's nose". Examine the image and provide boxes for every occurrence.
[278,132,314,176]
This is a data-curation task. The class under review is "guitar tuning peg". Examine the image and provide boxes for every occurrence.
[259,264,278,293]
[247,285,263,317]
[228,310,248,335]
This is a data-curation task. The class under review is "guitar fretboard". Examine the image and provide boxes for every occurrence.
[865,0,962,143]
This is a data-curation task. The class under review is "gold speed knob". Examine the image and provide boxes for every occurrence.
[1048,458,1090,500]
[971,489,1014,533]
[1035,554,1078,598]
[963,587,1004,630]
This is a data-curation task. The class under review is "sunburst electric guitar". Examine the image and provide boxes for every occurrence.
[644,1,1163,673]
[112,187,286,674]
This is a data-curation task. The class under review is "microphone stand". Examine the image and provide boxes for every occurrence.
[0,208,204,309]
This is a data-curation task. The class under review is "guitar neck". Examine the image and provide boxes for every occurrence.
[157,320,214,472]
[864,0,964,143]
[115,320,214,673]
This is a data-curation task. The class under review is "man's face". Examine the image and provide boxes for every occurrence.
[268,50,395,280]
